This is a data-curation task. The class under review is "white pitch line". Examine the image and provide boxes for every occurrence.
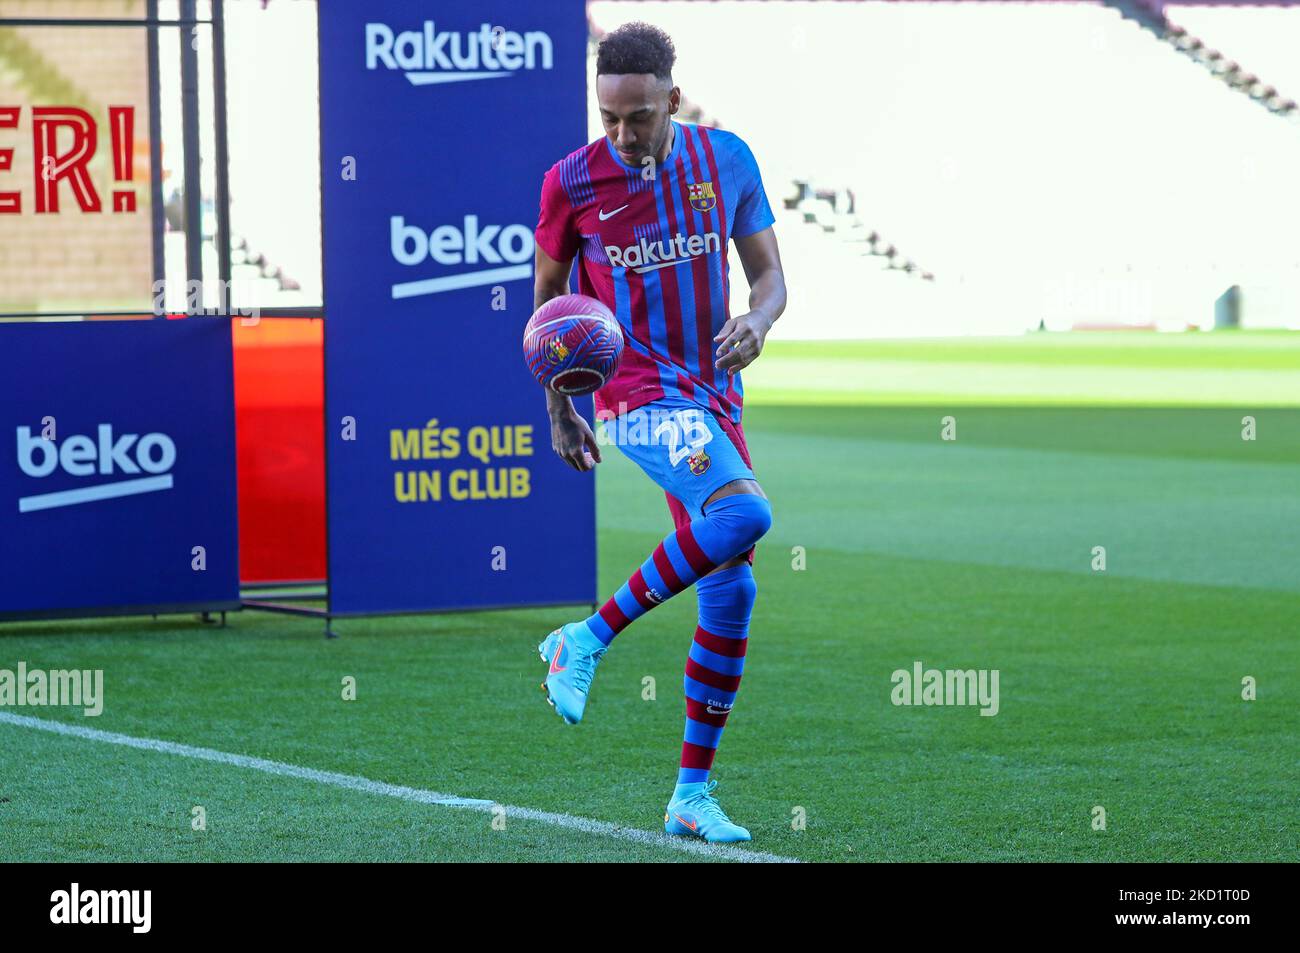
[0,712,798,864]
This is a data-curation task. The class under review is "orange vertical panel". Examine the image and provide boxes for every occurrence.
[231,318,326,583]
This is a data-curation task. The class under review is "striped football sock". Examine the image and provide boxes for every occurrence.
[581,493,770,645]
[677,563,755,787]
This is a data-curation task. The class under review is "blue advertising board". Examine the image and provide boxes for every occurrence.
[0,318,240,619]
[318,0,595,615]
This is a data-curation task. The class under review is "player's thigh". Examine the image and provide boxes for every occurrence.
[703,478,766,511]
[605,397,755,521]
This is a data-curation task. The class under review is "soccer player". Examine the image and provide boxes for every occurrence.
[533,22,786,844]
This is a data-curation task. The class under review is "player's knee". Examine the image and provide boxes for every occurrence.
[696,563,757,636]
[707,492,772,549]
[734,564,758,607]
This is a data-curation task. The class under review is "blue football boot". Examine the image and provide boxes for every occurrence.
[538,622,607,725]
[664,780,752,843]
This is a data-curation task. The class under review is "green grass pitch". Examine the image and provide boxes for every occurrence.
[2,333,1297,862]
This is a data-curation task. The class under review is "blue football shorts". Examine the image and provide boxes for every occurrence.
[601,394,756,524]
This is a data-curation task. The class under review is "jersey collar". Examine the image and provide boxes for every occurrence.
[605,119,682,173]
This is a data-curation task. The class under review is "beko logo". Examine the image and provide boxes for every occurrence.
[16,424,176,513]
[365,22,554,85]
[390,215,534,300]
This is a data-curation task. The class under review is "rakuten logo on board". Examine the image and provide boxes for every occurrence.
[365,21,554,86]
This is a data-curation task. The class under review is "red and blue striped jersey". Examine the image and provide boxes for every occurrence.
[534,121,775,424]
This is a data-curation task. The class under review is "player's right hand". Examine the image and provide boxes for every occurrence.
[549,408,602,472]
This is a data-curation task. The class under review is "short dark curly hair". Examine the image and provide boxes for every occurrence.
[596,22,675,81]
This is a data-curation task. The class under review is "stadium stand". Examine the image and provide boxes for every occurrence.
[1109,1,1299,119]
[0,15,152,313]
[1165,2,1300,104]
[589,1,1300,338]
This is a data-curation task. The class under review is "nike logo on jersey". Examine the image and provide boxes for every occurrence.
[597,204,629,221]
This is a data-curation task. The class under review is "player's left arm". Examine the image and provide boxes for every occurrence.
[715,226,786,376]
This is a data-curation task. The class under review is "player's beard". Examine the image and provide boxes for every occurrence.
[619,117,673,167]
[650,116,674,164]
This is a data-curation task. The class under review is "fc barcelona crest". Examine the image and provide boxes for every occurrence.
[687,448,711,476]
[545,339,570,364]
[687,181,716,213]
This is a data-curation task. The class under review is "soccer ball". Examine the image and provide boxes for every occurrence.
[523,294,624,396]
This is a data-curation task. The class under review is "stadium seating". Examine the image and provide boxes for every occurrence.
[1165,2,1300,114]
[0,16,153,313]
[589,1,1300,337]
